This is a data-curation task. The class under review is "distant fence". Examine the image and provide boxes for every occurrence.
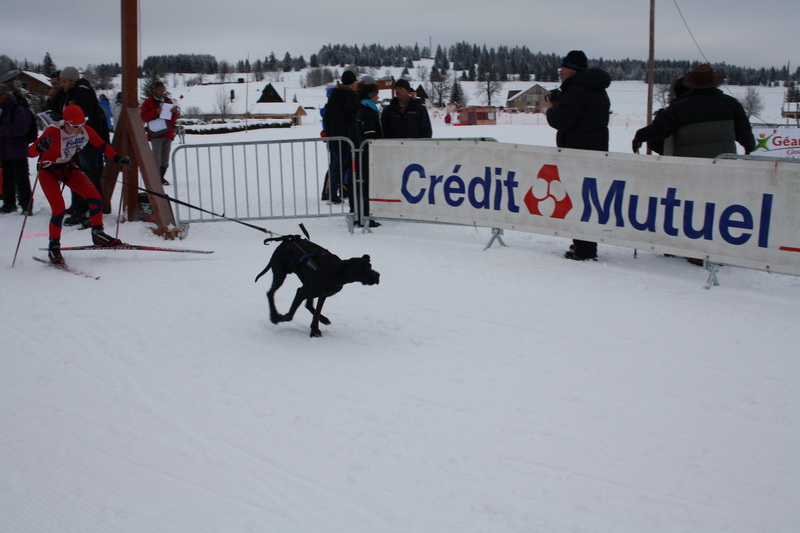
[170,137,354,230]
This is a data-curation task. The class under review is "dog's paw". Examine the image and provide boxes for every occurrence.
[270,313,287,324]
[310,328,322,338]
[319,315,331,325]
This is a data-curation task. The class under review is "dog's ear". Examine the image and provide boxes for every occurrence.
[362,254,371,263]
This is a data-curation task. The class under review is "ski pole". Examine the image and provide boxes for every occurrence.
[115,166,126,239]
[11,173,40,268]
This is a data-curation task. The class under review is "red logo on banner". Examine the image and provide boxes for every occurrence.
[523,164,572,219]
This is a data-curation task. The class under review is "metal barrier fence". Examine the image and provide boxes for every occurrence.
[169,137,497,234]
[170,137,356,232]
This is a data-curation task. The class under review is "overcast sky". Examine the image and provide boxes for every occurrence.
[3,0,798,72]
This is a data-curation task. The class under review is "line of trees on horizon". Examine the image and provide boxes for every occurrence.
[3,42,798,90]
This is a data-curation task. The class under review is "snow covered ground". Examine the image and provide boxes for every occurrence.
[1,73,798,532]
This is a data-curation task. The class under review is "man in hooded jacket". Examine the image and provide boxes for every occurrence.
[323,70,360,204]
[546,50,611,261]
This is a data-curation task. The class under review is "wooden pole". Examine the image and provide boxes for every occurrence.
[645,0,655,155]
[647,0,655,125]
[101,0,179,238]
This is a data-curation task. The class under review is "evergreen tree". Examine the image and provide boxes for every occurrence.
[42,53,56,75]
[450,78,467,107]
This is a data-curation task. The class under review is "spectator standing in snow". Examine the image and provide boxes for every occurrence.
[59,66,110,228]
[353,81,383,228]
[111,92,123,131]
[28,105,132,264]
[546,50,611,261]
[140,81,180,185]
[644,78,691,156]
[381,78,432,139]
[632,64,755,158]
[99,94,113,132]
[323,70,360,204]
[0,84,33,214]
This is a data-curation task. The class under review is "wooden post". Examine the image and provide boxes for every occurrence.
[645,0,655,155]
[101,0,179,239]
[647,0,655,124]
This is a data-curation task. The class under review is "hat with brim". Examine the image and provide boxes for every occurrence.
[683,64,724,89]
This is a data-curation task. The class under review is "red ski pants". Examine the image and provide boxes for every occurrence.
[38,165,103,240]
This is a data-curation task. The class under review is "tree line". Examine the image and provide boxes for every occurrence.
[4,43,798,88]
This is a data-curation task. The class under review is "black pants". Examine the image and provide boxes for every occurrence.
[1,158,32,210]
[70,146,104,214]
[572,239,597,258]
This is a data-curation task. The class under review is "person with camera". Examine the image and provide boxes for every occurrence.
[546,50,611,261]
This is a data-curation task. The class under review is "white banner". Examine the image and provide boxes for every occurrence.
[368,140,800,276]
[752,126,800,158]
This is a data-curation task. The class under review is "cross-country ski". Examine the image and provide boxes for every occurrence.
[32,256,99,279]
[42,244,214,254]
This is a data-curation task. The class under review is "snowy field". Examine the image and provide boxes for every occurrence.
[1,71,798,532]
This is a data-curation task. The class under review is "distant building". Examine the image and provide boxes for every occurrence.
[249,103,307,126]
[457,106,497,126]
[257,83,283,103]
[413,85,430,106]
[2,70,52,97]
[505,84,548,113]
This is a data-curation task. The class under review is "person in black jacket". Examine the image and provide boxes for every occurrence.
[0,84,33,214]
[58,66,110,227]
[323,70,360,204]
[632,64,755,158]
[381,79,432,139]
[546,50,611,261]
[353,81,383,228]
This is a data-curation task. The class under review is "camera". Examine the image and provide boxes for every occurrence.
[547,88,562,103]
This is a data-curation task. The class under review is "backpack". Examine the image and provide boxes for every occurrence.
[12,105,39,143]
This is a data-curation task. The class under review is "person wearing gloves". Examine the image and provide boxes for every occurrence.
[28,104,132,264]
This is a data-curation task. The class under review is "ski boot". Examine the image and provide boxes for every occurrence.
[91,226,123,247]
[48,239,64,265]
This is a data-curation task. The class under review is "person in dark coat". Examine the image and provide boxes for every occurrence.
[0,84,33,214]
[381,79,432,139]
[632,64,755,158]
[353,81,383,228]
[323,70,360,204]
[546,50,611,261]
[58,66,110,227]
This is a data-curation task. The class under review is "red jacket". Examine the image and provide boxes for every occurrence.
[28,121,119,165]
[140,95,178,140]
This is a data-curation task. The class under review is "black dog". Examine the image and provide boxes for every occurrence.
[255,235,380,337]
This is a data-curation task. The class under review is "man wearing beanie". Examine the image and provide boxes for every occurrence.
[58,66,110,227]
[546,50,611,261]
[322,70,360,204]
[381,78,432,139]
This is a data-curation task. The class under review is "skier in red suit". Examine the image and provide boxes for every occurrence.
[28,104,133,264]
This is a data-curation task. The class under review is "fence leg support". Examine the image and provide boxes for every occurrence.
[484,228,507,251]
[704,261,721,290]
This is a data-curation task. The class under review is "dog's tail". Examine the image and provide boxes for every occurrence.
[254,260,273,283]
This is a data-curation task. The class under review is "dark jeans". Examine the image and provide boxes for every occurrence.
[1,158,32,210]
[327,144,351,201]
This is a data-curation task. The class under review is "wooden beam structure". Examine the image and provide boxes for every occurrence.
[101,0,179,239]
